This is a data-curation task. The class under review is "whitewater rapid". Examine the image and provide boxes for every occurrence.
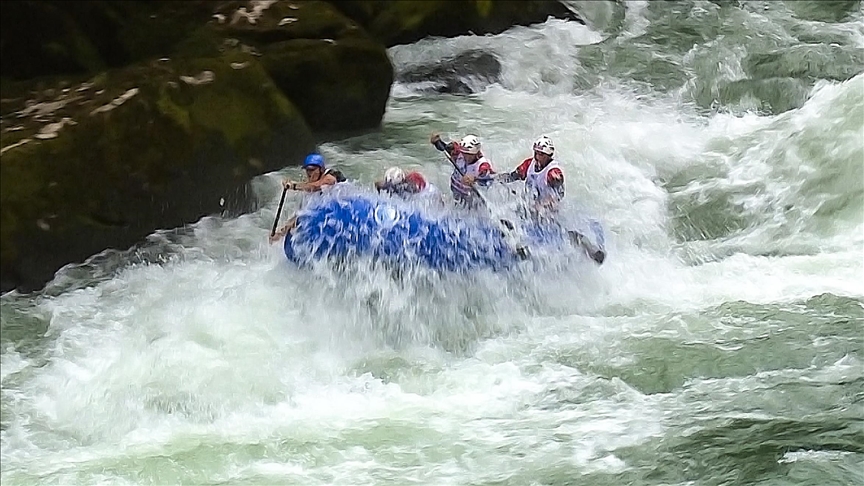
[2,1,862,484]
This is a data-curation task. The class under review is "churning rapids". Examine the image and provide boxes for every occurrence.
[2,1,862,484]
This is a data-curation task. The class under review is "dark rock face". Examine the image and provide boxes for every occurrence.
[0,51,316,293]
[0,0,391,294]
[0,1,216,80]
[396,50,502,94]
[331,0,584,47]
[208,0,394,131]
[261,37,393,131]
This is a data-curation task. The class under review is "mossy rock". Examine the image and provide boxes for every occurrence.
[260,37,392,131]
[0,0,216,79]
[204,0,393,131]
[329,0,584,47]
[0,50,315,293]
[396,49,503,94]
[0,1,106,79]
[210,0,368,44]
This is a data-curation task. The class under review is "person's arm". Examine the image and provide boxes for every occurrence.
[536,168,564,209]
[496,159,531,183]
[288,174,338,192]
[547,168,564,200]
[269,215,298,244]
[430,133,457,157]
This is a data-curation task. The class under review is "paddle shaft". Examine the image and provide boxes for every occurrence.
[445,149,603,264]
[442,150,492,207]
[442,150,528,257]
[270,185,289,238]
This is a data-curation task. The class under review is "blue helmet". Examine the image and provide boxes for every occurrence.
[303,153,325,169]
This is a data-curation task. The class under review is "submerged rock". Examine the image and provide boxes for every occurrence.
[396,50,502,94]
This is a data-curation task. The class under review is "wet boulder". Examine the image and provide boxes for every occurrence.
[0,51,315,293]
[331,0,584,47]
[0,1,396,293]
[206,0,394,132]
[396,50,502,94]
[2,0,395,133]
[0,1,216,80]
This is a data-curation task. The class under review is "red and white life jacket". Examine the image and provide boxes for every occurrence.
[449,153,493,201]
[525,158,563,202]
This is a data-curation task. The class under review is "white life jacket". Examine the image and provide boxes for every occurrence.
[449,153,492,201]
[420,181,440,196]
[525,158,563,202]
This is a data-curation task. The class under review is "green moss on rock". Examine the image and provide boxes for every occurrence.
[0,51,314,293]
[211,0,367,43]
[209,0,393,132]
[0,1,107,79]
[0,1,217,79]
[261,37,393,131]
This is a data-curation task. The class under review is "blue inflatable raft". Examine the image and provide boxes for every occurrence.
[283,194,605,272]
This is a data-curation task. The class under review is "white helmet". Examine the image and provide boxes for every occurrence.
[459,135,482,155]
[384,166,405,184]
[533,135,554,156]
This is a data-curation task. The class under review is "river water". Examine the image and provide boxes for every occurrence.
[2,1,863,484]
